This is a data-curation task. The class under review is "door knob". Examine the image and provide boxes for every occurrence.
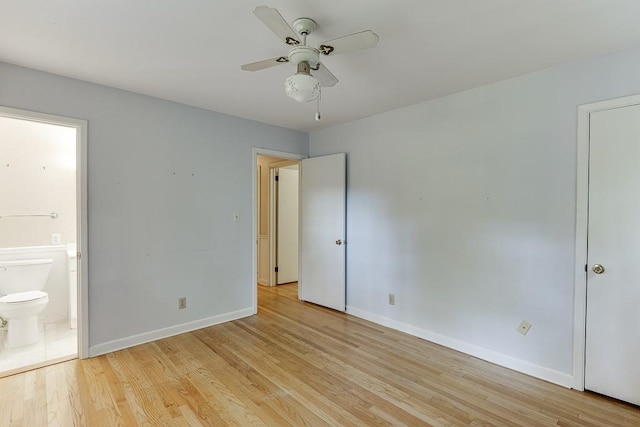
[335,239,343,245]
[592,264,605,274]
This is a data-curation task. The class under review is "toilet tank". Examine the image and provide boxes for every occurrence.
[0,258,53,294]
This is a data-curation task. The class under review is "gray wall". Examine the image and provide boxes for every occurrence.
[309,45,640,385]
[0,62,308,352]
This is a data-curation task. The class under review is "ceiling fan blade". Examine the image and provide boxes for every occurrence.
[313,62,338,87]
[318,30,379,56]
[253,6,301,46]
[241,56,289,72]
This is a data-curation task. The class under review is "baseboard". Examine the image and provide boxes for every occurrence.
[346,306,574,388]
[88,307,254,357]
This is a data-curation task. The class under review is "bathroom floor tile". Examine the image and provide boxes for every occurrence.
[0,319,77,375]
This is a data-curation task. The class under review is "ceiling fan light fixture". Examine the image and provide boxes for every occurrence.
[243,6,379,113]
[285,73,320,103]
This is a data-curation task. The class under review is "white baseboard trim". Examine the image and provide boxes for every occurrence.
[88,307,254,357]
[346,306,574,388]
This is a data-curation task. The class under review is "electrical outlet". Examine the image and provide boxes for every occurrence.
[233,212,240,222]
[51,233,61,245]
[178,297,187,310]
[517,320,532,335]
[388,293,395,305]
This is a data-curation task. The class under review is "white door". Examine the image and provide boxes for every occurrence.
[277,166,299,284]
[300,153,346,311]
[585,103,640,406]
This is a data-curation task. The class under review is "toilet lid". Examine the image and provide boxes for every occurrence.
[0,291,48,304]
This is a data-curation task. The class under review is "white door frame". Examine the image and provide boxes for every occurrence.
[268,166,277,287]
[573,92,640,390]
[0,105,89,359]
[252,148,306,312]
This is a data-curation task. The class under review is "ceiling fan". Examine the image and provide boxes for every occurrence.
[241,6,379,120]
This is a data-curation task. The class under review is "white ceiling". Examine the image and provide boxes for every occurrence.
[3,1,640,132]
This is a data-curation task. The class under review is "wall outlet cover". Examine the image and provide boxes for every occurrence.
[178,297,187,310]
[517,320,532,335]
[388,293,395,305]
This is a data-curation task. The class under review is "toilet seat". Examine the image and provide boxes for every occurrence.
[0,291,48,304]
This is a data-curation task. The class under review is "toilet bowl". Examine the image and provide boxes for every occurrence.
[0,259,52,348]
[0,291,49,347]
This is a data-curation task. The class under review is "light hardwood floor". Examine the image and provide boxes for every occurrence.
[1,283,639,426]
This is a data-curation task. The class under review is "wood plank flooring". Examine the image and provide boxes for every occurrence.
[1,283,639,426]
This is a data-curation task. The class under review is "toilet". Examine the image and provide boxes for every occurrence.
[0,259,52,348]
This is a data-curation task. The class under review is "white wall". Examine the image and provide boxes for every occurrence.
[309,45,640,386]
[0,62,308,354]
[0,117,76,248]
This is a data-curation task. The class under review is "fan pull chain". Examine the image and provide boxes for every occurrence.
[315,90,322,122]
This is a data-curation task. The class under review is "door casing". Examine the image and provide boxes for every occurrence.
[573,92,640,390]
[252,148,306,311]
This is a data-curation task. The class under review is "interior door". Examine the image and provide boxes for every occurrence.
[277,166,299,284]
[300,153,346,311]
[585,103,640,406]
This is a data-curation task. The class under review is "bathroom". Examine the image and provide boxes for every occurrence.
[0,113,78,376]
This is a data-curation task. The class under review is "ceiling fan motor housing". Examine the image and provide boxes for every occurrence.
[288,46,319,67]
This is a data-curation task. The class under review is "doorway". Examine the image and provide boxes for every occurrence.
[276,164,300,285]
[0,106,88,376]
[252,149,347,314]
[573,94,640,406]
[256,155,300,290]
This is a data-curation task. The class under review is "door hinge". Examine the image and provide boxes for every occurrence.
[585,264,587,272]
[275,267,279,273]
[77,252,82,260]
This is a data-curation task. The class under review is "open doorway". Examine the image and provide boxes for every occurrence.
[276,164,299,285]
[252,149,346,314]
[256,154,300,300]
[0,106,87,377]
